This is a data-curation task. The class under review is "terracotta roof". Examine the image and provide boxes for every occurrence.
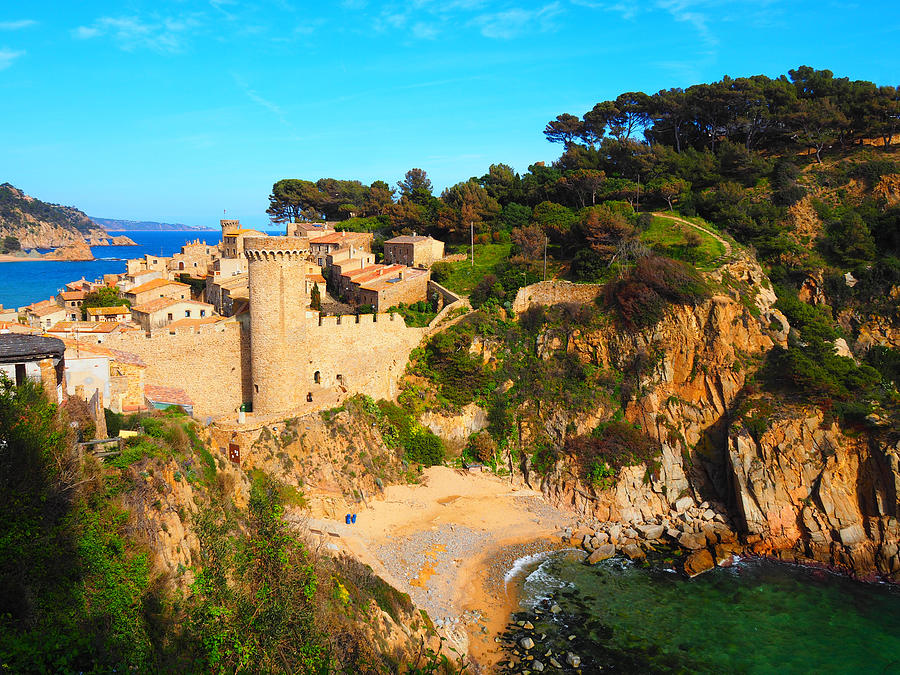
[360,267,427,291]
[342,263,384,279]
[86,305,130,316]
[306,274,326,283]
[31,303,65,317]
[0,322,37,334]
[144,384,193,407]
[385,235,433,244]
[127,278,189,295]
[350,265,405,285]
[48,321,120,334]
[60,290,86,301]
[131,297,179,313]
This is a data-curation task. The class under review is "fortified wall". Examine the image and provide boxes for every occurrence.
[511,280,604,314]
[306,312,425,400]
[244,235,428,416]
[104,320,250,419]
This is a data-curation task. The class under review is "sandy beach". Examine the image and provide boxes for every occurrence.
[298,466,577,670]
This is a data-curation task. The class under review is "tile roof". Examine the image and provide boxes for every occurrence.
[0,334,65,363]
[31,303,65,317]
[309,231,371,245]
[144,384,193,407]
[48,321,120,334]
[223,228,264,236]
[131,297,179,313]
[60,340,145,366]
[60,290,86,301]
[127,278,189,295]
[86,305,130,316]
[385,235,432,244]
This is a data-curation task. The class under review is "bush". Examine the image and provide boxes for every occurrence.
[465,430,496,465]
[566,421,661,488]
[604,255,708,329]
[430,261,452,284]
[403,428,444,466]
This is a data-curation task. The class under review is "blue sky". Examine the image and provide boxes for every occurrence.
[0,1,896,227]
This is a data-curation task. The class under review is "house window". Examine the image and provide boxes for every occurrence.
[314,371,320,384]
[167,313,173,321]
[14,364,25,386]
[185,310,191,318]
[200,310,206,317]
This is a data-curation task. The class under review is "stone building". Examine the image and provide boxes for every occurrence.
[124,279,190,307]
[206,272,249,317]
[86,306,131,323]
[131,297,214,332]
[24,300,67,330]
[286,221,334,238]
[221,227,265,261]
[47,321,122,343]
[58,290,85,321]
[169,240,216,275]
[335,263,429,311]
[0,334,65,402]
[383,234,445,268]
[308,231,373,266]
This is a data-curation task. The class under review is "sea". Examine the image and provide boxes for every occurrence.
[502,550,900,673]
[0,229,275,310]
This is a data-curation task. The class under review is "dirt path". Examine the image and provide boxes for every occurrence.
[651,211,733,259]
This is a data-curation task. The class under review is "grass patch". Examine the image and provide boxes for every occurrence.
[435,243,512,294]
[641,215,725,268]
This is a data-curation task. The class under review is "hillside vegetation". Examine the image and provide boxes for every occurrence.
[0,183,108,249]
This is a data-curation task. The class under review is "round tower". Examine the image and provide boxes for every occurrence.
[244,236,311,416]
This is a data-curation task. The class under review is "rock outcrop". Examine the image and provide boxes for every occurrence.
[43,240,94,260]
[515,285,899,581]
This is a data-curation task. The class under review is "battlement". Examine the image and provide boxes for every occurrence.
[313,312,403,329]
[243,236,310,260]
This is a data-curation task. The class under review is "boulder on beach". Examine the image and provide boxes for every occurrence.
[586,543,615,564]
[684,549,715,577]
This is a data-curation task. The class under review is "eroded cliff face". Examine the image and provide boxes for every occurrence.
[511,288,899,581]
[729,410,900,580]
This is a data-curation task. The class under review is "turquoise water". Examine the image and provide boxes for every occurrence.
[502,550,900,673]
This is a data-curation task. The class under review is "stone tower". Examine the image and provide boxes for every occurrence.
[244,236,311,415]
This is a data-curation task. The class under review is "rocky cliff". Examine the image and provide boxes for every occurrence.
[0,182,134,249]
[454,260,900,582]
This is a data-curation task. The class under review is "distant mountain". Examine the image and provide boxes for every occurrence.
[0,182,110,249]
[90,217,213,231]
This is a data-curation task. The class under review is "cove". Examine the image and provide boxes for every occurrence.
[500,550,900,673]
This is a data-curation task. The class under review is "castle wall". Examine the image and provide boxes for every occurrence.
[306,312,425,400]
[104,321,250,419]
[511,280,604,314]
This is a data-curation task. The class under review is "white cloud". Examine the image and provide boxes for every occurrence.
[0,48,24,70]
[411,21,439,39]
[0,19,37,30]
[233,74,293,130]
[72,15,200,53]
[472,3,563,39]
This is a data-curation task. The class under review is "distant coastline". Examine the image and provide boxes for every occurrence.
[90,216,214,232]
